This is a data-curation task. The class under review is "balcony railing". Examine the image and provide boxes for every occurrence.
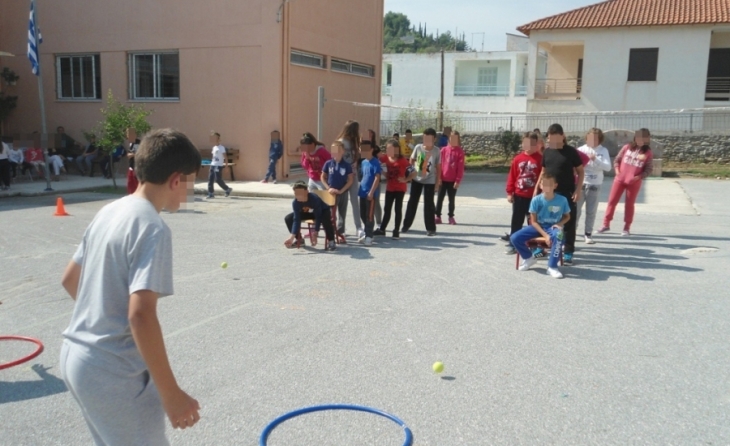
[454,85,510,97]
[534,78,581,99]
[515,85,528,96]
[382,85,392,96]
[705,77,730,101]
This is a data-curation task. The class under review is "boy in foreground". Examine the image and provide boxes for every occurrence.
[357,139,382,245]
[61,129,202,445]
[321,141,354,239]
[511,173,571,279]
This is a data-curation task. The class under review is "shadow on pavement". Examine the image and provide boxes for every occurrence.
[0,364,67,404]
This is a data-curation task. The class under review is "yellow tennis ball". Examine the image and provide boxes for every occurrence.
[432,361,444,374]
[221,262,228,269]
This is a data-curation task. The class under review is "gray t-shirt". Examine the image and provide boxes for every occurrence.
[63,195,174,374]
[410,144,441,184]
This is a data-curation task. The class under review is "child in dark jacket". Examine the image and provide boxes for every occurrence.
[262,130,283,183]
[284,181,336,251]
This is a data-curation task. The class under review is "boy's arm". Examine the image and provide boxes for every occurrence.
[320,171,330,189]
[506,158,517,196]
[129,291,200,429]
[61,260,82,301]
[532,170,544,198]
[556,212,571,227]
[455,152,465,186]
[368,175,380,199]
[597,148,612,171]
[574,165,585,202]
[342,173,354,193]
[530,213,550,240]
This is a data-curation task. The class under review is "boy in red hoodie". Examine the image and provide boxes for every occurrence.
[436,131,465,225]
[597,128,654,236]
[505,132,543,254]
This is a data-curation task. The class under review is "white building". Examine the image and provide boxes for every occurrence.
[380,35,546,124]
[518,0,730,125]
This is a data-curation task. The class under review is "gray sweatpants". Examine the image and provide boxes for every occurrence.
[346,176,362,234]
[577,184,601,236]
[61,341,169,446]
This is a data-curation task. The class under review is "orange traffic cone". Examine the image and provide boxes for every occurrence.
[54,197,69,217]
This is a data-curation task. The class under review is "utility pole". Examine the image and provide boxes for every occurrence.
[471,32,485,52]
[438,49,444,130]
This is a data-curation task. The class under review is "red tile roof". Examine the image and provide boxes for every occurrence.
[517,0,730,35]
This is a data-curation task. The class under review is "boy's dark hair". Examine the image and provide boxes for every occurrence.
[586,127,605,144]
[134,129,201,185]
[292,180,308,190]
[405,129,412,134]
[523,131,539,141]
[211,131,221,138]
[386,139,401,158]
[547,124,564,135]
[393,132,400,139]
[423,128,437,137]
[542,172,557,181]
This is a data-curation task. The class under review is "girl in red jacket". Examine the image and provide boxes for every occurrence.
[436,131,465,225]
[597,128,654,236]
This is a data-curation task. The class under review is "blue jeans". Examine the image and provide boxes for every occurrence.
[265,158,277,181]
[510,226,564,269]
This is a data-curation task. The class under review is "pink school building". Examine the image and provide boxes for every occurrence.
[0,0,384,180]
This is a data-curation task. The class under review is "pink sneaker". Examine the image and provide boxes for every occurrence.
[448,217,456,225]
[596,226,610,234]
[435,216,443,224]
[260,179,268,183]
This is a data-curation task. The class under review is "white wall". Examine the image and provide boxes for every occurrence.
[527,25,716,113]
[381,51,527,121]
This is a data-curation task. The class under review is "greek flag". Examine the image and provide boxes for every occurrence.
[27,0,42,76]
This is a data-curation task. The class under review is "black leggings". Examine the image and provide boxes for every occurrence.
[510,195,532,235]
[402,181,436,232]
[0,159,10,187]
[436,181,457,217]
[380,191,405,232]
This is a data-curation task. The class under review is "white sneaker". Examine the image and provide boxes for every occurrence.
[364,237,373,246]
[621,230,630,237]
[547,267,564,279]
[518,256,537,271]
[584,235,595,244]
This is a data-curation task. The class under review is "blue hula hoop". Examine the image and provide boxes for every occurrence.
[259,404,414,446]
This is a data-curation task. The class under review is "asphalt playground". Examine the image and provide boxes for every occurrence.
[1,173,729,445]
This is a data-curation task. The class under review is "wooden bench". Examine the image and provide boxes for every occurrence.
[199,147,239,181]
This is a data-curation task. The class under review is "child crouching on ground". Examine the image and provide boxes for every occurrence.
[510,173,571,279]
[284,181,337,251]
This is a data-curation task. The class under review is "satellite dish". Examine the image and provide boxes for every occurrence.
[399,35,415,44]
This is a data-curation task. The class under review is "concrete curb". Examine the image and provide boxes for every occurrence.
[0,185,116,199]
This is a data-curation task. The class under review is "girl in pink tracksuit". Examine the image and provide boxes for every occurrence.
[598,128,654,236]
[436,131,465,225]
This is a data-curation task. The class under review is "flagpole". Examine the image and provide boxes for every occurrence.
[32,0,52,191]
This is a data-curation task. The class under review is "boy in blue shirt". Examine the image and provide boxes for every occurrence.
[321,141,353,239]
[358,139,382,245]
[284,181,336,251]
[262,130,283,184]
[510,173,571,279]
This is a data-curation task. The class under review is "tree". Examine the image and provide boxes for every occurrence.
[383,12,469,54]
[0,68,19,128]
[92,90,152,188]
[498,128,522,161]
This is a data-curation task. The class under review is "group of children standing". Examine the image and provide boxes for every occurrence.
[507,125,654,279]
[283,122,466,250]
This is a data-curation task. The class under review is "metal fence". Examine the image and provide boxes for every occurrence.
[380,110,730,136]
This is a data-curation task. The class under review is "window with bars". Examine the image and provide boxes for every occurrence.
[129,52,180,100]
[56,54,101,100]
[290,50,325,68]
[331,59,374,77]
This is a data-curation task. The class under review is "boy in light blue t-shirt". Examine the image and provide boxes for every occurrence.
[511,173,571,279]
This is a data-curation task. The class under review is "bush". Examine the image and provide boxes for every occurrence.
[497,128,521,161]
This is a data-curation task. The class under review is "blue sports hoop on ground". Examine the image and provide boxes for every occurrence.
[259,404,414,446]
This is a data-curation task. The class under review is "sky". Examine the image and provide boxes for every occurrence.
[384,0,601,51]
